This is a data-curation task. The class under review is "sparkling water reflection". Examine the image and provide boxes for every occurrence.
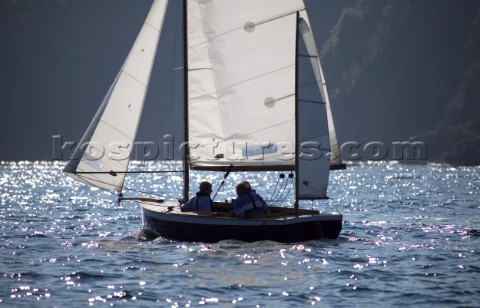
[0,161,479,306]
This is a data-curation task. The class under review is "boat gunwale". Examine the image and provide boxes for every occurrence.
[141,200,342,226]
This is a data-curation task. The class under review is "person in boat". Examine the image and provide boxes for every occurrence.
[181,181,213,212]
[232,181,269,218]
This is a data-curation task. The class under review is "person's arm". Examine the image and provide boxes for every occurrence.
[258,194,267,206]
[181,197,195,212]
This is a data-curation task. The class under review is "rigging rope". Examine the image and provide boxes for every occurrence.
[275,172,291,201]
[277,173,294,203]
[212,165,233,201]
[270,172,284,199]
[75,170,183,174]
[267,172,295,205]
[72,173,164,200]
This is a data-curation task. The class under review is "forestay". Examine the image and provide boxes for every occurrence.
[63,0,169,193]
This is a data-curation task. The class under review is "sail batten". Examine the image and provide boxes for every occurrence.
[187,7,304,49]
[188,64,296,102]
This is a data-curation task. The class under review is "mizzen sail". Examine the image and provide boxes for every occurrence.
[63,0,169,193]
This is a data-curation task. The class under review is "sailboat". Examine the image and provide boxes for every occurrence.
[64,0,346,243]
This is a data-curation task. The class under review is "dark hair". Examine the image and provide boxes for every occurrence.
[199,181,212,193]
[241,181,252,191]
[236,182,250,195]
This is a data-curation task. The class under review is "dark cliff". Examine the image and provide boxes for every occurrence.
[319,0,480,165]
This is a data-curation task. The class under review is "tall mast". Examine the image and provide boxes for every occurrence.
[294,11,300,212]
[182,0,190,201]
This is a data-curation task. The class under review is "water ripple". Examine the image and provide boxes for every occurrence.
[0,161,479,306]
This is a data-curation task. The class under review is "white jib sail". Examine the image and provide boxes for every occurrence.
[186,0,306,170]
[63,0,169,193]
[296,12,330,199]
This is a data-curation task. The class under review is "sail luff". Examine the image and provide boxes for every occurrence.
[63,0,169,193]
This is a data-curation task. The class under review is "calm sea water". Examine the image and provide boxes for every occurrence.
[1,161,479,307]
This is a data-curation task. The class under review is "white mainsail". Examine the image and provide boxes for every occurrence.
[63,0,169,193]
[186,0,342,198]
[186,0,305,170]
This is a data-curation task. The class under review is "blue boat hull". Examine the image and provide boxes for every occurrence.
[141,201,342,243]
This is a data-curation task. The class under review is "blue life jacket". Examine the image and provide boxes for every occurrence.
[233,191,268,217]
[181,192,212,212]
